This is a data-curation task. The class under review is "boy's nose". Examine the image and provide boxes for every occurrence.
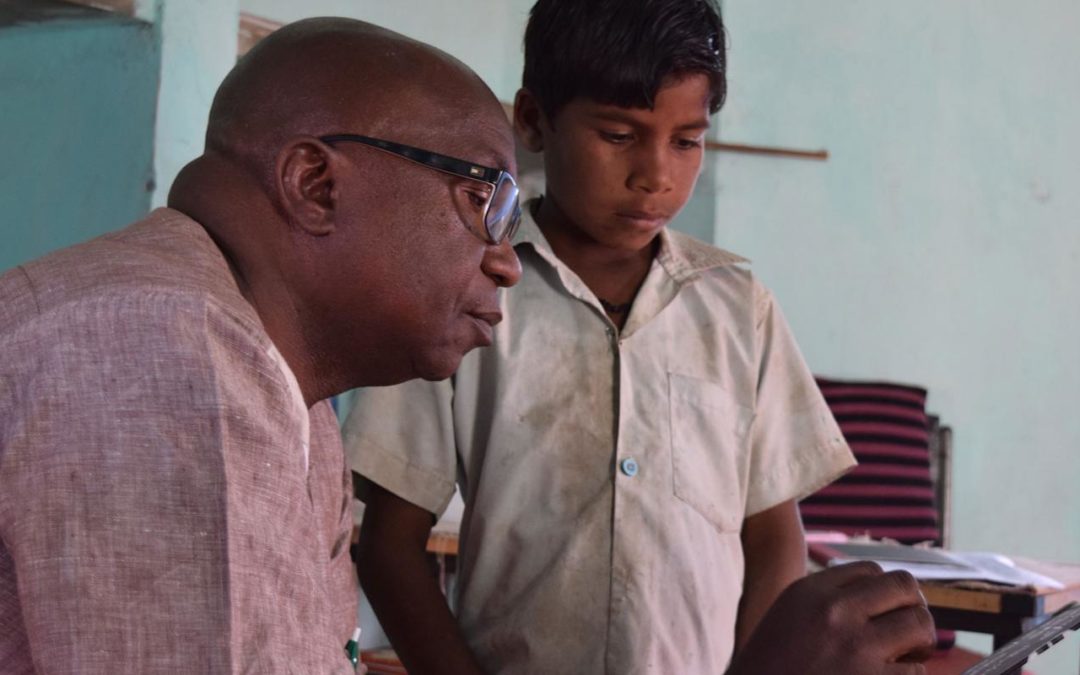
[627,145,674,194]
[481,237,523,288]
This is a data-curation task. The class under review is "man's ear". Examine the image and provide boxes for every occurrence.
[276,138,338,236]
[513,88,547,153]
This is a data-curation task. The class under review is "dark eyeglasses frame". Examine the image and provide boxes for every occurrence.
[319,133,520,245]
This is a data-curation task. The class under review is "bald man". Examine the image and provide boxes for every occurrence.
[0,18,519,674]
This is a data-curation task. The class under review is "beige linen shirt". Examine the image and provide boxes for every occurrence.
[0,209,357,674]
[345,203,853,674]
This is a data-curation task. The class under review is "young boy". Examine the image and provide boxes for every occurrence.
[345,1,856,672]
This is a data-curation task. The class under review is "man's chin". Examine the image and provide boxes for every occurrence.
[355,349,464,388]
[403,335,494,383]
[415,351,467,382]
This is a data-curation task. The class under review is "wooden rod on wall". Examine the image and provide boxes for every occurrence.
[706,140,829,161]
[498,101,829,162]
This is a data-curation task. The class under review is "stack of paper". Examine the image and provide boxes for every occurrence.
[812,542,1064,589]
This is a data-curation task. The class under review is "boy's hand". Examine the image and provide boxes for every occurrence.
[727,562,937,675]
[735,499,807,651]
[356,481,485,675]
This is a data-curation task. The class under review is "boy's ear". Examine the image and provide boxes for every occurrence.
[513,88,546,154]
[275,137,338,236]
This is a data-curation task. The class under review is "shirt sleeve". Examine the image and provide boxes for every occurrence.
[342,377,458,518]
[0,292,348,674]
[744,282,856,517]
[308,401,362,645]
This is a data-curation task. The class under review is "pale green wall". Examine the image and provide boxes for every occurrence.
[240,0,532,102]
[0,12,158,272]
[152,0,520,204]
[141,0,239,207]
[715,1,1079,671]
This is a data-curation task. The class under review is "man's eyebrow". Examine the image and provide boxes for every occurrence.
[467,128,514,171]
[586,110,711,132]
[484,148,516,173]
[472,148,512,172]
[434,137,507,173]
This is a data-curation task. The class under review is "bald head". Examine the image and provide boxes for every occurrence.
[166,17,521,403]
[206,17,506,182]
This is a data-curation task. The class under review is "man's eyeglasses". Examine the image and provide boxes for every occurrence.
[320,134,522,245]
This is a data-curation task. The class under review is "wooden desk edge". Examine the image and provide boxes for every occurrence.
[921,584,1004,613]
[426,531,460,556]
[424,535,1077,615]
[1045,586,1080,614]
[922,580,1080,616]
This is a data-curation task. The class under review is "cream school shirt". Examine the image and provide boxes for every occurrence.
[344,202,854,675]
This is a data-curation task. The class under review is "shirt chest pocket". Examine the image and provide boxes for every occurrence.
[668,372,753,533]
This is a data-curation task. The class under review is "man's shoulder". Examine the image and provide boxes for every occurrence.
[1,209,261,340]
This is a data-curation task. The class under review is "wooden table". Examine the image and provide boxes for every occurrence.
[426,529,460,556]
[421,531,1078,655]
[923,558,1080,650]
[415,533,1077,669]
[433,532,1080,652]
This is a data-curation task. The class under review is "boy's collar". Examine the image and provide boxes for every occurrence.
[513,197,749,284]
[656,228,749,283]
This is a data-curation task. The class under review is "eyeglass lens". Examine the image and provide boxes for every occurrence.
[486,173,522,243]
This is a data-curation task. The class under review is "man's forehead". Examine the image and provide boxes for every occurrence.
[325,51,514,170]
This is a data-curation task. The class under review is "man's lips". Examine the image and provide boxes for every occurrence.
[466,309,502,346]
[468,309,503,327]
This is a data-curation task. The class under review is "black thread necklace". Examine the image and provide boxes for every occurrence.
[532,196,638,317]
[598,298,633,314]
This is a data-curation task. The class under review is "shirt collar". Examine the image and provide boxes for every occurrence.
[510,198,558,267]
[512,197,749,286]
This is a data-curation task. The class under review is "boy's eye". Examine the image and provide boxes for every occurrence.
[599,131,633,144]
[674,136,704,150]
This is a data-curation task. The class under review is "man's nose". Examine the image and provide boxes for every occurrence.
[481,237,522,288]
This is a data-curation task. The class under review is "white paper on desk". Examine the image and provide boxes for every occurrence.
[830,549,1065,589]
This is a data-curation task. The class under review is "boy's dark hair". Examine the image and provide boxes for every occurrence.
[523,0,726,120]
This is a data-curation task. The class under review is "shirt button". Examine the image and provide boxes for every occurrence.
[620,457,639,477]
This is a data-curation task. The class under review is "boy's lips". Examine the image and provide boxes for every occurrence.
[615,209,668,226]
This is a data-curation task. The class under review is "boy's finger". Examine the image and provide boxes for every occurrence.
[884,664,928,675]
[870,604,937,662]
[812,560,886,589]
[836,569,927,619]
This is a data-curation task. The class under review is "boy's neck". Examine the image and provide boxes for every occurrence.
[534,196,659,329]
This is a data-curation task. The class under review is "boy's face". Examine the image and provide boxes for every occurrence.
[522,74,712,252]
